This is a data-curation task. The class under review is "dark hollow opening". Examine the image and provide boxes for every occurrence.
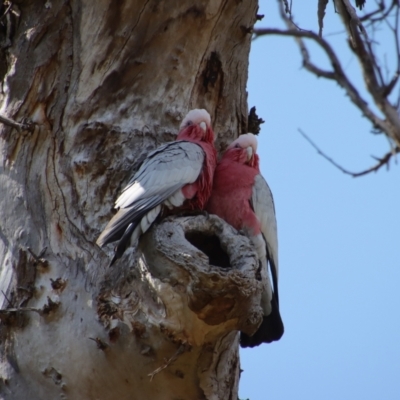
[185,231,231,269]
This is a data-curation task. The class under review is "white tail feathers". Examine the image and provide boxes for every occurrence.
[164,190,186,209]
[140,204,162,234]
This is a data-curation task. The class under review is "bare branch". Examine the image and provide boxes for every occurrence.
[299,128,400,177]
[253,28,388,132]
[381,4,400,96]
[254,0,400,149]
[334,0,400,144]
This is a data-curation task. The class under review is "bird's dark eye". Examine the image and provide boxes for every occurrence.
[235,144,240,148]
[186,120,193,126]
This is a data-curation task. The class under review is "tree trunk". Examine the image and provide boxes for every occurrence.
[0,1,260,399]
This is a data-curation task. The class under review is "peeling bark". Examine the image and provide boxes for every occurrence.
[0,1,258,398]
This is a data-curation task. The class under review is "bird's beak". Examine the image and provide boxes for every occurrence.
[199,121,207,132]
[246,146,253,161]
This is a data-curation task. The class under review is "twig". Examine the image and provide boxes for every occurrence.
[27,246,47,262]
[148,343,190,381]
[360,1,385,22]
[381,5,400,96]
[38,247,47,258]
[0,114,33,133]
[282,0,290,14]
[1,290,13,307]
[27,247,40,260]
[89,337,109,351]
[0,306,42,315]
[0,296,59,319]
[0,2,12,23]
[298,128,400,177]
[362,1,396,24]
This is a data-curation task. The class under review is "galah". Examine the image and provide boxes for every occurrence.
[97,109,217,265]
[206,133,284,347]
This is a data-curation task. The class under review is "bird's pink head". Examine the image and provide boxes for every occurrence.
[224,133,259,169]
[177,109,214,144]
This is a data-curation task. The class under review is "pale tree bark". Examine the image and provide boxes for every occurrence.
[0,1,262,399]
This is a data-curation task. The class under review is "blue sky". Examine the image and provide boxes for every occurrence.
[239,2,400,400]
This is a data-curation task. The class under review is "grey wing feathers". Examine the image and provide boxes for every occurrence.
[116,141,204,208]
[96,141,204,247]
[245,174,284,346]
[252,174,279,275]
[96,189,179,247]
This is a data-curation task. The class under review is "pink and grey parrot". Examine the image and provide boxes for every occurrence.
[97,109,217,265]
[206,133,284,347]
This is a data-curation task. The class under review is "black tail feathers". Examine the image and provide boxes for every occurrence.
[109,222,136,267]
[240,298,284,348]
